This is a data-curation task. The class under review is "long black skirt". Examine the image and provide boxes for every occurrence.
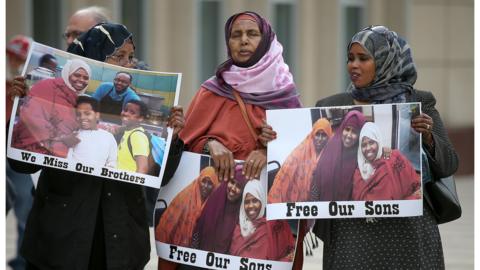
[323,203,444,270]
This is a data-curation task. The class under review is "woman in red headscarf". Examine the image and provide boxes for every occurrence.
[269,118,333,203]
[155,166,219,247]
[310,110,366,202]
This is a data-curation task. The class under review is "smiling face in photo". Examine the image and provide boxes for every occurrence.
[361,136,379,163]
[68,68,89,92]
[244,193,262,221]
[227,178,243,202]
[342,125,359,148]
[121,102,143,128]
[76,102,99,130]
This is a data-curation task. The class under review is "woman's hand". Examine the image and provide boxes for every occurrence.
[243,148,267,180]
[411,113,434,146]
[382,146,391,159]
[9,76,28,98]
[208,139,235,181]
[258,119,277,147]
[168,106,185,139]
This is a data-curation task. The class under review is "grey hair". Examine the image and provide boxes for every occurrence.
[77,6,111,24]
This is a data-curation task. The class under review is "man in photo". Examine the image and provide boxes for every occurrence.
[26,53,58,87]
[92,71,140,124]
[117,100,150,174]
[67,95,118,167]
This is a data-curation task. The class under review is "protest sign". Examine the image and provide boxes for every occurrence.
[154,151,298,270]
[7,42,181,188]
[267,104,423,219]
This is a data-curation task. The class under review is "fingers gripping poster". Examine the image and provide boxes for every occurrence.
[267,104,423,220]
[7,42,182,188]
[154,151,299,270]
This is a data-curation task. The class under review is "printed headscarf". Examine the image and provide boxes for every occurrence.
[239,180,266,237]
[202,11,301,109]
[268,118,333,203]
[61,59,91,94]
[67,22,134,62]
[357,122,384,180]
[348,25,417,104]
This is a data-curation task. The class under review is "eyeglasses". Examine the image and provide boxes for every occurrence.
[106,54,135,66]
[63,30,84,40]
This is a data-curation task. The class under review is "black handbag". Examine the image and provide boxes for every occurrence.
[424,175,462,224]
[421,144,462,224]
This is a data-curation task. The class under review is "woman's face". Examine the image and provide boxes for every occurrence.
[347,43,376,88]
[105,40,135,68]
[361,136,379,163]
[227,178,243,202]
[68,68,89,92]
[199,176,214,201]
[342,125,359,148]
[314,129,329,153]
[228,19,262,64]
[361,136,378,163]
[244,193,262,221]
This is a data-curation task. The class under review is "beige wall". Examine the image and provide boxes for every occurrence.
[408,0,474,128]
[6,0,32,39]
[6,0,473,128]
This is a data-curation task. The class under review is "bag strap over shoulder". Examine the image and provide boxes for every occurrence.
[127,129,150,159]
[232,90,259,142]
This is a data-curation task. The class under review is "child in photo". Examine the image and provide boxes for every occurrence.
[67,95,118,167]
[117,100,150,174]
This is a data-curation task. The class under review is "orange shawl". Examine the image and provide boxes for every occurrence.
[268,118,332,203]
[178,87,265,160]
[155,166,219,247]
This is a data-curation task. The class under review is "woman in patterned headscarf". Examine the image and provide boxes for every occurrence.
[268,118,333,203]
[67,22,135,66]
[314,25,458,270]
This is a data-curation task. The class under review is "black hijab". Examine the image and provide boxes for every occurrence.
[67,22,134,62]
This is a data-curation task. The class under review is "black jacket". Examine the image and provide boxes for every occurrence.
[9,138,183,270]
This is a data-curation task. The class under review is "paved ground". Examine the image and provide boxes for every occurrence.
[6,175,473,269]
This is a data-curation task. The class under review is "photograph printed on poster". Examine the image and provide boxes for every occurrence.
[7,42,182,188]
[267,104,423,220]
[154,151,298,270]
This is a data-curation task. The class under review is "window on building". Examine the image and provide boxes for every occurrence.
[271,0,297,74]
[197,0,223,84]
[122,0,147,62]
[33,0,62,48]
